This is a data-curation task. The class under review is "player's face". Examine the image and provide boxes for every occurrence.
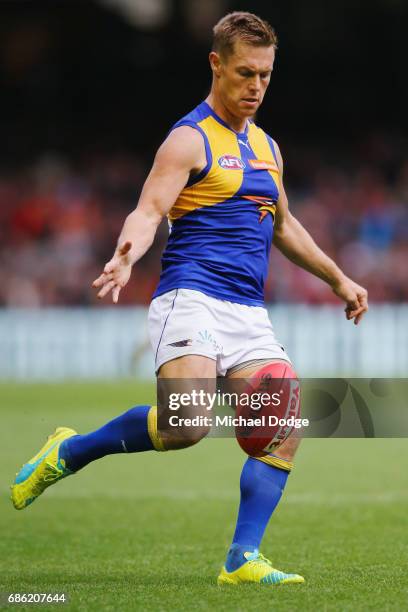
[213,41,275,120]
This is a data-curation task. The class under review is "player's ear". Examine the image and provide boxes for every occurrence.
[209,51,222,77]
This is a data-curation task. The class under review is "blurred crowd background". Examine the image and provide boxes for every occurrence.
[1,0,407,307]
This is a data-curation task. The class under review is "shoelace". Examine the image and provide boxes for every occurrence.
[257,553,273,565]
[43,462,64,483]
[248,552,276,571]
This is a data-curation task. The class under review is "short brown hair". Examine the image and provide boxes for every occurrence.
[212,12,278,58]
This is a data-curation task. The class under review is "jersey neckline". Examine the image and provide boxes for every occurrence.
[201,101,249,137]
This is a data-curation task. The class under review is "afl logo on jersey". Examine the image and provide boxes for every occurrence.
[218,155,245,170]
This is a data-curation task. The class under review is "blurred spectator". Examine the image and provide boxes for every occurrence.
[0,149,407,307]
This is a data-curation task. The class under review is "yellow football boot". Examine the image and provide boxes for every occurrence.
[218,550,305,586]
[11,427,77,510]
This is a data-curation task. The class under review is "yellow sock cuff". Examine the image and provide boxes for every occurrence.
[147,406,166,451]
[254,453,293,472]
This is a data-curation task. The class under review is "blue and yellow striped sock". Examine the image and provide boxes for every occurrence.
[59,405,164,472]
[226,456,291,572]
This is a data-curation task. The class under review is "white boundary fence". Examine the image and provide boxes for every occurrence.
[0,305,407,379]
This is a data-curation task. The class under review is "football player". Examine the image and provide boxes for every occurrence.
[11,11,367,586]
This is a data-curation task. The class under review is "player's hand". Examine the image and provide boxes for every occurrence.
[331,276,368,325]
[92,241,133,303]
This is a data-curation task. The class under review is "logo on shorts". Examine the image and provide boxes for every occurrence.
[167,339,193,347]
[196,330,223,353]
[218,155,245,170]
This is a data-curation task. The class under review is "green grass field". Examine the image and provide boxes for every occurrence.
[1,382,407,611]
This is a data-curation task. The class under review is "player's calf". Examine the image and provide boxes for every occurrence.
[156,397,213,450]
[269,434,301,462]
[157,421,211,450]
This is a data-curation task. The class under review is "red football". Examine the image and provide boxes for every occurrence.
[235,362,301,456]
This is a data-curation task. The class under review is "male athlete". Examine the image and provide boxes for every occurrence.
[11,12,368,586]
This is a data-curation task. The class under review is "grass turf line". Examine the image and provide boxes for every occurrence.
[0,382,407,611]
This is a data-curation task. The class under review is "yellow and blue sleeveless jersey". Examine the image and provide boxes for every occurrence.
[153,101,280,306]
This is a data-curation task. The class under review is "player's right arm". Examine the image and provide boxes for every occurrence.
[92,126,206,302]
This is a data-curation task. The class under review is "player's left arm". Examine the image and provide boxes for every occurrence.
[272,141,368,325]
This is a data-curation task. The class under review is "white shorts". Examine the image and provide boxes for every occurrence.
[148,288,291,376]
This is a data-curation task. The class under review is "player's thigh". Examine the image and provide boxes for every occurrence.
[158,355,216,411]
[159,354,216,379]
[157,355,216,448]
[227,359,301,462]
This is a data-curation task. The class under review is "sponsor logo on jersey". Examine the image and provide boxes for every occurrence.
[218,155,245,170]
[249,159,279,171]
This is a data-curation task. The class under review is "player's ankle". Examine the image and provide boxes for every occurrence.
[225,542,257,572]
[59,437,79,472]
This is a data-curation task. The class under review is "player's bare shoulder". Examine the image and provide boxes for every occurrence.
[269,138,289,233]
[155,125,207,178]
[271,138,283,173]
